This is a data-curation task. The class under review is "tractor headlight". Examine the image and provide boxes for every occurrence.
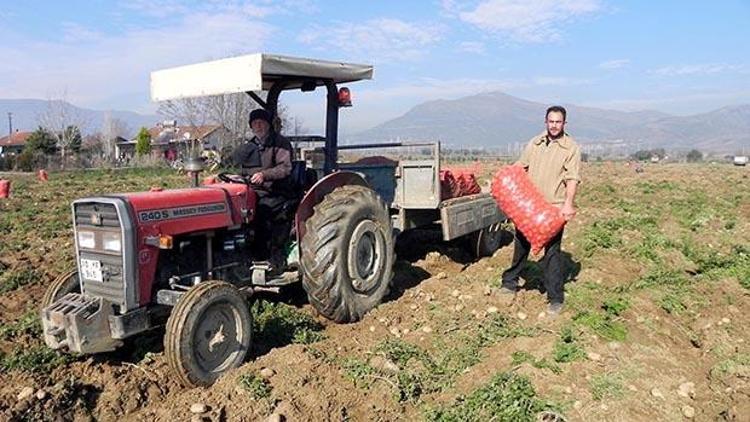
[77,231,95,249]
[102,232,122,252]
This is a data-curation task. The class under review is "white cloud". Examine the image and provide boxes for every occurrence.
[650,63,745,76]
[533,76,592,86]
[585,89,750,114]
[599,59,629,70]
[120,0,311,19]
[457,41,486,54]
[0,10,275,111]
[61,23,105,43]
[450,0,603,42]
[298,18,445,63]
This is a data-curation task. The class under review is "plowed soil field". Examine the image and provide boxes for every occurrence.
[0,162,748,421]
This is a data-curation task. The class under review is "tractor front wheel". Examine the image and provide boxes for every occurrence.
[164,281,252,387]
[301,185,394,323]
[41,268,81,309]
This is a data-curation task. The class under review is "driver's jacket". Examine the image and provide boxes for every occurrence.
[231,132,293,193]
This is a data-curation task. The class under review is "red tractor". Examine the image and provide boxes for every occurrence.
[40,54,505,387]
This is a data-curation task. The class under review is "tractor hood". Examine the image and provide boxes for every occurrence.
[117,184,256,234]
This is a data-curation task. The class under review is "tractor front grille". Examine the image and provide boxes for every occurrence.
[73,201,131,313]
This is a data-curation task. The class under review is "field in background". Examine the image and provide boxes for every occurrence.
[0,162,748,421]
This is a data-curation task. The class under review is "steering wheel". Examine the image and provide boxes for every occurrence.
[217,172,247,184]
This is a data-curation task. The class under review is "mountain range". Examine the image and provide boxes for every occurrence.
[352,92,750,154]
[2,94,748,154]
[0,99,158,139]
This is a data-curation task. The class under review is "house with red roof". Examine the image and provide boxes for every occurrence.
[115,121,233,160]
[0,130,32,156]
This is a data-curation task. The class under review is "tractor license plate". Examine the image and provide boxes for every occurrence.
[80,259,103,282]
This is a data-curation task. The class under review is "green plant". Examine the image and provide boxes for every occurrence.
[135,127,152,156]
[425,372,558,422]
[0,310,42,340]
[553,326,586,363]
[602,296,630,317]
[252,301,325,348]
[238,373,272,399]
[341,358,375,388]
[512,351,562,374]
[590,372,624,401]
[0,269,41,294]
[573,311,627,342]
[1,345,74,373]
[659,291,687,314]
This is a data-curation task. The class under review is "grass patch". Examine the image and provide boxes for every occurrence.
[553,326,586,363]
[659,290,687,314]
[238,373,272,399]
[252,300,325,347]
[1,345,75,373]
[425,372,559,422]
[339,315,538,402]
[573,311,627,342]
[0,269,41,294]
[590,372,624,400]
[710,354,750,378]
[0,309,42,340]
[602,296,630,317]
[634,268,688,289]
[511,351,562,374]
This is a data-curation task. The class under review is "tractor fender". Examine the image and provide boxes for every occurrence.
[295,171,369,245]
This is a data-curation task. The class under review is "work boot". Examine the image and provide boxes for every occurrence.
[497,286,517,295]
[547,302,564,317]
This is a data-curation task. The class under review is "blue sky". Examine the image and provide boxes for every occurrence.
[1,0,749,134]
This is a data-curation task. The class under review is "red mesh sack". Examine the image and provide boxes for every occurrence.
[440,169,460,200]
[454,171,481,196]
[491,165,565,255]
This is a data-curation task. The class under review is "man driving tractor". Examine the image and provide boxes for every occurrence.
[230,108,294,275]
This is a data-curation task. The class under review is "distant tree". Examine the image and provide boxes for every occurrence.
[135,127,152,156]
[101,112,130,161]
[38,91,88,169]
[686,149,703,162]
[23,127,58,155]
[63,125,83,153]
[631,150,651,161]
[16,128,55,171]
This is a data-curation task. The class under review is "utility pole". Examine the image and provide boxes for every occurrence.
[7,112,11,140]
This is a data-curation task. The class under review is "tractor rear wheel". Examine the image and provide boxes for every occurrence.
[468,223,504,258]
[301,185,394,323]
[164,281,252,387]
[41,268,80,309]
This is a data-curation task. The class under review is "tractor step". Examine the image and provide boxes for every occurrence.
[250,262,300,286]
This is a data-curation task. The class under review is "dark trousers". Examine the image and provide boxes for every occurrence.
[501,228,565,304]
[254,192,292,266]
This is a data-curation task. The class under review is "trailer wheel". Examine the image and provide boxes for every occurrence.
[41,268,80,309]
[165,281,252,387]
[301,185,394,323]
[469,223,504,258]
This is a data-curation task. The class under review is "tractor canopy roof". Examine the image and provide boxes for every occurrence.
[150,53,373,102]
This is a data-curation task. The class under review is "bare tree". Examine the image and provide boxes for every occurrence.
[38,90,88,169]
[158,93,258,152]
[101,112,130,162]
[158,94,309,154]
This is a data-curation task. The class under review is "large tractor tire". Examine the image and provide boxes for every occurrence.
[301,185,394,323]
[41,268,81,309]
[468,223,504,258]
[164,281,252,387]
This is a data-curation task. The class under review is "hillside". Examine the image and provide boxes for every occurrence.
[353,92,750,154]
[0,99,159,138]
